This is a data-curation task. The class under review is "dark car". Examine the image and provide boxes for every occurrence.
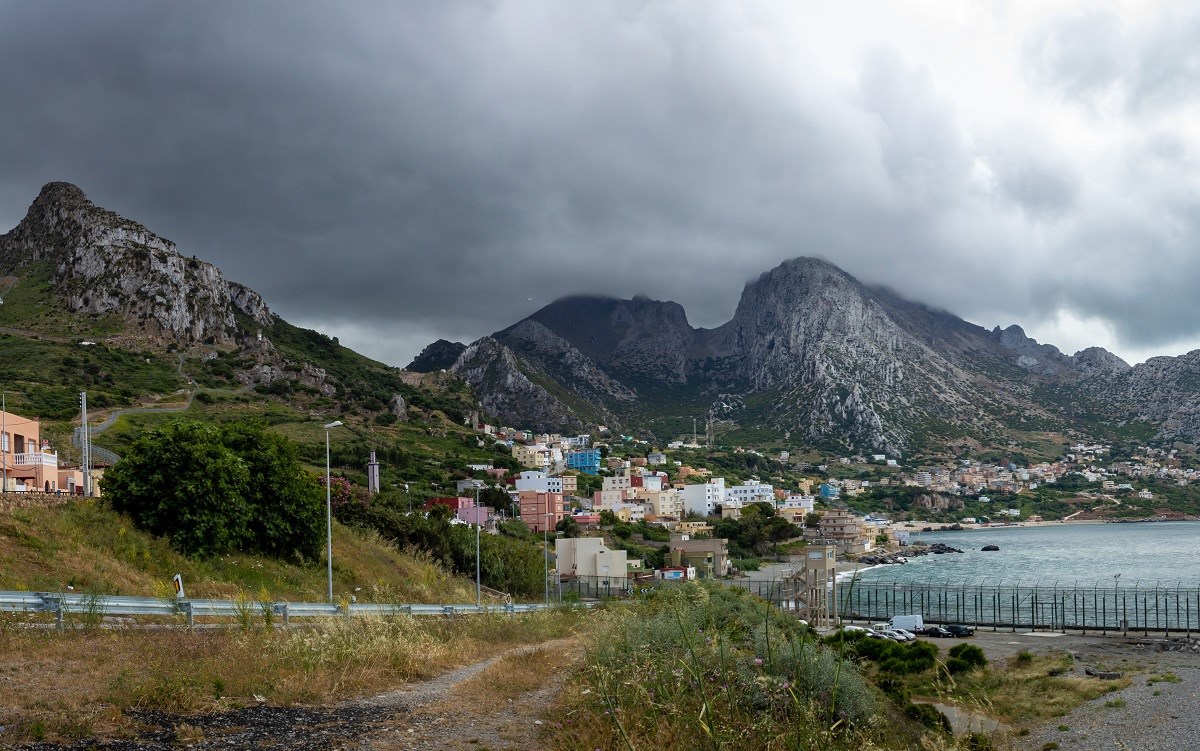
[923,626,955,638]
[943,624,976,637]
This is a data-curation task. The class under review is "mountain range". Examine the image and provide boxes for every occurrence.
[410,258,1200,454]
[5,181,1197,458]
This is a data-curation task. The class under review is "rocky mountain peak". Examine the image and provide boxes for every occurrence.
[1070,346,1130,375]
[0,181,272,345]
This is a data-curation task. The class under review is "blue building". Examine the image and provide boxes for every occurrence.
[566,448,602,475]
[819,482,840,499]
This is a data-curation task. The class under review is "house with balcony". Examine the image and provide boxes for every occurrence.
[1,409,80,494]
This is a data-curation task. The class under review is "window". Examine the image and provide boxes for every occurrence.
[1,433,6,452]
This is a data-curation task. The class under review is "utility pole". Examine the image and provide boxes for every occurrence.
[80,392,91,496]
[1,391,7,494]
[475,485,482,607]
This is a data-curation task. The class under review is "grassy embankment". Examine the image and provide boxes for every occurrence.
[0,499,474,602]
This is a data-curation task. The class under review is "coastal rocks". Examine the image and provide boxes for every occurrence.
[858,553,909,566]
[907,543,964,557]
[981,544,1000,551]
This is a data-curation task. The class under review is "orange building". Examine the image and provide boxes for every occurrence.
[518,489,567,533]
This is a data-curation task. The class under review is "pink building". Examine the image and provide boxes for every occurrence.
[519,490,567,533]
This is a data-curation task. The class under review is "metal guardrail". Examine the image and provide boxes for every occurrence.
[0,590,582,628]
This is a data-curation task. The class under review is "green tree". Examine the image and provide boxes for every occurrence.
[103,420,323,559]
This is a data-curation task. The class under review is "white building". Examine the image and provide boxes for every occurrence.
[515,471,563,494]
[555,537,628,590]
[680,478,727,517]
[725,480,774,506]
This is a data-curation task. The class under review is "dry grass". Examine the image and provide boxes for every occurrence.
[0,608,586,744]
[931,651,1131,725]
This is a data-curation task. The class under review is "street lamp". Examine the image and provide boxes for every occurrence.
[324,420,343,603]
[475,485,482,607]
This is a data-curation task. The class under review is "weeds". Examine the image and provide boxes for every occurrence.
[0,608,583,744]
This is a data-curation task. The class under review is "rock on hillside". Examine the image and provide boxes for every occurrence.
[0,182,271,344]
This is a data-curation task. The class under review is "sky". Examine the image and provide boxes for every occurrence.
[2,1,1199,367]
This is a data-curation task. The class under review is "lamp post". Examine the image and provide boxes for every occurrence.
[475,485,482,607]
[324,420,343,604]
[1,390,6,494]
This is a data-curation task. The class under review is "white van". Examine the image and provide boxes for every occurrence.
[887,614,925,632]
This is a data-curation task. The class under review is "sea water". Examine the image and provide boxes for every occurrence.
[854,521,1200,587]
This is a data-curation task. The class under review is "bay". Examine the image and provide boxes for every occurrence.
[854,521,1200,587]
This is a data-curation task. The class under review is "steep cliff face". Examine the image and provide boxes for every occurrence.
[450,337,589,432]
[0,182,271,344]
[708,258,1034,452]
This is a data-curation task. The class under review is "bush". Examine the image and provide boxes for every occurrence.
[905,702,951,733]
[103,420,322,559]
[949,643,988,671]
[945,657,973,675]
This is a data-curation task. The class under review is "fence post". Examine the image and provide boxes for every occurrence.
[281,602,290,628]
[183,601,194,630]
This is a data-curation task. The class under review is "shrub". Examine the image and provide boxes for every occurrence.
[948,643,988,671]
[905,702,951,733]
[103,420,322,558]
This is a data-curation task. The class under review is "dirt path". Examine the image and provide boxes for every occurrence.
[8,639,581,751]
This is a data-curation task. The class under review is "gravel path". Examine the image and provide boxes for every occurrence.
[7,639,577,751]
[1018,664,1200,751]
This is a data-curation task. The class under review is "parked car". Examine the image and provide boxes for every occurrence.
[839,625,870,634]
[865,630,892,640]
[943,624,976,637]
[891,628,918,641]
[923,626,955,638]
[880,629,910,641]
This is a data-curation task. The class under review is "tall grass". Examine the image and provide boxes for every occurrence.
[548,583,904,751]
[0,608,585,744]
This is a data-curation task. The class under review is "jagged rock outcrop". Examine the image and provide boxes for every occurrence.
[0,182,271,344]
[1070,346,1130,376]
[450,337,587,432]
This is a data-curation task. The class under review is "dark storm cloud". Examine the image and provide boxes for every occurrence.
[0,1,1198,365]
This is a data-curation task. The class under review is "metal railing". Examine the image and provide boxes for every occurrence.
[0,590,583,629]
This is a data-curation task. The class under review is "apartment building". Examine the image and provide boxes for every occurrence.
[518,490,568,533]
[679,478,726,517]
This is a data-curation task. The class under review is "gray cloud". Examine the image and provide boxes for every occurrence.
[1,1,1199,366]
